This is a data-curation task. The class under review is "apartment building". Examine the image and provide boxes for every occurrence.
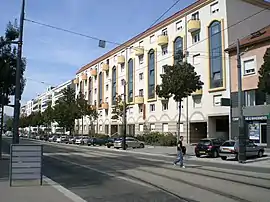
[74,0,270,143]
[226,25,270,147]
[51,80,75,134]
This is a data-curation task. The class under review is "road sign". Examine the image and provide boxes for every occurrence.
[9,144,43,186]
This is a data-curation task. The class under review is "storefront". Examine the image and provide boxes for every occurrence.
[245,116,267,144]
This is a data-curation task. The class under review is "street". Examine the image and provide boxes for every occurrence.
[2,137,270,202]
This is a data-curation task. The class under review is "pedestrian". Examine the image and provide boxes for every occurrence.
[173,136,185,168]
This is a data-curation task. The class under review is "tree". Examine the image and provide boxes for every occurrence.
[156,50,204,140]
[42,104,54,128]
[258,48,270,95]
[5,118,13,131]
[76,91,98,134]
[53,87,80,135]
[111,94,125,121]
[0,20,26,101]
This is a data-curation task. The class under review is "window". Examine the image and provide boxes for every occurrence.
[129,107,134,114]
[139,89,144,96]
[162,28,168,36]
[193,54,200,65]
[148,49,156,99]
[112,66,117,105]
[139,55,144,64]
[94,88,97,94]
[121,79,125,86]
[114,55,117,61]
[176,20,183,31]
[192,32,200,43]
[150,123,155,131]
[193,96,202,108]
[139,41,143,47]
[98,72,103,106]
[174,37,183,64]
[150,104,155,112]
[139,105,143,113]
[244,90,256,106]
[162,102,168,111]
[209,21,223,88]
[210,2,219,14]
[129,46,133,54]
[139,124,144,132]
[106,59,109,65]
[99,125,103,132]
[88,77,93,104]
[121,63,125,72]
[128,59,134,102]
[162,45,168,55]
[213,94,222,106]
[243,59,256,75]
[162,123,168,132]
[191,11,199,20]
[105,97,109,102]
[139,73,143,80]
[150,35,155,44]
[106,84,108,91]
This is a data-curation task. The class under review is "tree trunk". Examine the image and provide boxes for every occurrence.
[81,117,84,134]
[177,100,182,143]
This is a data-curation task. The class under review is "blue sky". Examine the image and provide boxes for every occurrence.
[1,0,195,115]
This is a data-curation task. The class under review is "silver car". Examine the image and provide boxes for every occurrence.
[114,137,144,149]
[219,139,264,160]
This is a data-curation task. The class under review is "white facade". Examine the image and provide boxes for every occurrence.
[73,0,270,142]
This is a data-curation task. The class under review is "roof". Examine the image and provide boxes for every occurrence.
[77,0,270,74]
[225,24,270,52]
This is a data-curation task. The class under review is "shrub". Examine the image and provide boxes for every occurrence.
[93,133,109,139]
[139,132,177,146]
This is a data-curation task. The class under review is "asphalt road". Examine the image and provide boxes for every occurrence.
[2,138,270,202]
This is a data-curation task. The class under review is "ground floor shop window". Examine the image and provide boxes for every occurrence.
[247,120,267,144]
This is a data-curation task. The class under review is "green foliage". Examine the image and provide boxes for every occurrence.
[5,118,13,131]
[0,20,26,98]
[42,104,54,127]
[156,51,204,102]
[258,48,270,95]
[111,94,131,122]
[53,87,79,134]
[76,91,98,121]
[93,133,109,139]
[136,132,177,146]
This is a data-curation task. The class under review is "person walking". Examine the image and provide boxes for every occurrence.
[173,136,185,168]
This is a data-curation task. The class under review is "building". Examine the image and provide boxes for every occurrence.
[226,25,270,147]
[51,80,75,134]
[74,0,270,143]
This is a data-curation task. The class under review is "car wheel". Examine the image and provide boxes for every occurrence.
[140,143,144,148]
[107,145,111,148]
[195,154,200,158]
[221,156,227,160]
[212,150,218,158]
[258,150,264,158]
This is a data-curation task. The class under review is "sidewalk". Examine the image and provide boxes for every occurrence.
[0,154,85,202]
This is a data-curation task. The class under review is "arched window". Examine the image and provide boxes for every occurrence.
[148,49,155,99]
[112,66,117,105]
[128,59,133,102]
[173,37,183,64]
[209,21,223,88]
[98,72,103,106]
[79,81,83,93]
[88,77,92,104]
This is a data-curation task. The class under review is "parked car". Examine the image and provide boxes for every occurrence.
[195,138,224,158]
[56,136,68,143]
[48,135,57,142]
[114,137,145,149]
[88,137,108,146]
[219,139,265,160]
[106,138,117,148]
[75,136,90,145]
[68,136,76,144]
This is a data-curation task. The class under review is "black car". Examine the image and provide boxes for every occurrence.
[195,138,224,158]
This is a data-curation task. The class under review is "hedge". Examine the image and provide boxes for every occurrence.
[136,132,177,146]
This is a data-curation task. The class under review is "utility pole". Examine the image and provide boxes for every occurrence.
[236,39,246,163]
[13,0,25,144]
[122,79,127,150]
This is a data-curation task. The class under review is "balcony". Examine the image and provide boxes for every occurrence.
[102,63,109,71]
[157,35,168,46]
[192,89,203,95]
[134,47,144,56]
[101,102,109,109]
[188,19,201,32]
[73,78,79,84]
[117,55,125,64]
[135,96,144,104]
[91,69,97,76]
[81,74,87,80]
